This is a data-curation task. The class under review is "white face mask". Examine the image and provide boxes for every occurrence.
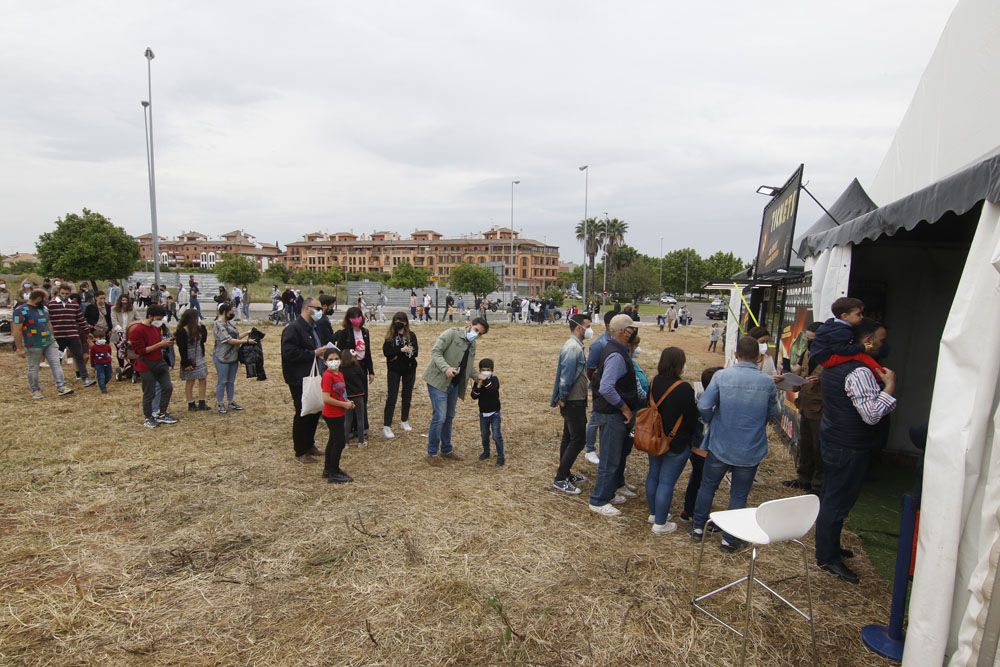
[326,359,341,371]
[583,327,594,340]
[758,342,768,355]
[151,319,164,328]
[480,370,492,380]
[96,339,107,346]
[632,346,642,357]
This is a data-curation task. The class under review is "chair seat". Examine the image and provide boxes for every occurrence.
[708,508,771,545]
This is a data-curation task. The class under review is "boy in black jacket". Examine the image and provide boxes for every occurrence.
[470,358,505,466]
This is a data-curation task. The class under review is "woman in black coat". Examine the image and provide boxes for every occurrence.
[381,312,418,439]
[333,306,374,437]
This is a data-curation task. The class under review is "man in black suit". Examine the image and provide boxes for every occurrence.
[280,297,328,463]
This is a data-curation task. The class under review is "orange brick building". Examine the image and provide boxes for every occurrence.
[136,230,281,270]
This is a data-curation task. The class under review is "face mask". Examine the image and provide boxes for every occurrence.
[480,370,492,380]
[226,313,235,320]
[311,309,324,322]
[632,346,642,357]
[758,343,768,355]
[96,339,107,346]
[628,329,638,343]
[151,319,164,328]
[54,281,61,287]
[350,317,363,328]
[465,330,479,343]
[326,359,341,371]
[583,327,594,340]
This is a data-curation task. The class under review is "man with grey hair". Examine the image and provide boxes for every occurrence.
[588,313,641,517]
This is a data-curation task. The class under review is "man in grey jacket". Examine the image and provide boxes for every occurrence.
[422,317,490,465]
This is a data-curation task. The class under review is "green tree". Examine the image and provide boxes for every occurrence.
[322,267,345,285]
[574,217,605,297]
[542,286,565,306]
[703,251,748,282]
[264,262,292,283]
[449,263,500,297]
[660,248,705,295]
[602,217,629,289]
[4,260,40,274]
[36,208,139,280]
[388,261,431,289]
[613,263,659,303]
[215,253,260,285]
[292,270,320,284]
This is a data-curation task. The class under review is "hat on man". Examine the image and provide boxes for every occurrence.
[609,313,635,334]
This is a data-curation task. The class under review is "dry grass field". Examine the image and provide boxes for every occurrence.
[0,319,891,666]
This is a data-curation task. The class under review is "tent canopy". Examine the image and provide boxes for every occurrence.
[799,153,1000,258]
[795,178,877,258]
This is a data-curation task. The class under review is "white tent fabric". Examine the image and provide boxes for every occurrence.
[904,201,1000,666]
[723,287,741,368]
[869,0,1000,206]
[803,245,852,324]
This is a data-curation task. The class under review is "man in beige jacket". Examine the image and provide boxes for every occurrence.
[422,317,490,465]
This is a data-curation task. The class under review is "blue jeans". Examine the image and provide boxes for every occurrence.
[588,412,629,506]
[25,343,67,393]
[214,358,238,406]
[693,451,759,544]
[94,363,113,392]
[427,383,459,456]
[645,449,691,525]
[815,443,871,565]
[584,411,600,453]
[479,412,505,459]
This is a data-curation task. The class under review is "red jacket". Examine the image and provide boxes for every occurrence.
[128,322,164,372]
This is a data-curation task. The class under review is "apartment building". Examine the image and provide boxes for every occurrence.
[283,227,561,295]
[136,230,281,269]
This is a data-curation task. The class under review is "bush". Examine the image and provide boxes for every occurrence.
[542,287,565,307]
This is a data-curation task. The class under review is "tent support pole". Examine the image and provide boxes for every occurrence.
[800,184,842,226]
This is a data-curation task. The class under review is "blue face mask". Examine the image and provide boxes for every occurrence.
[311,308,324,322]
[465,330,478,343]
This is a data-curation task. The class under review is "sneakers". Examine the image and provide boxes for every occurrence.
[617,485,637,499]
[188,402,198,412]
[478,451,490,461]
[609,494,627,506]
[584,451,600,465]
[442,451,462,461]
[57,387,74,396]
[154,412,178,425]
[690,528,704,543]
[82,378,97,388]
[197,400,210,411]
[228,401,244,411]
[326,470,353,484]
[218,404,228,414]
[358,440,369,449]
[31,391,44,400]
[589,503,622,517]
[720,539,740,553]
[143,418,159,429]
[622,481,638,493]
[648,513,674,524]
[553,479,581,495]
[400,421,413,432]
[295,454,319,464]
[426,455,444,467]
[383,426,395,440]
[568,473,587,485]
[496,458,505,467]
[680,511,692,522]
[652,522,678,535]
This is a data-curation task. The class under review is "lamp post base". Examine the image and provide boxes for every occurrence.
[861,624,904,663]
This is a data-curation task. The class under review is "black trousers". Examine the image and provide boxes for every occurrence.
[57,337,90,381]
[383,369,415,426]
[683,452,706,516]
[323,415,347,472]
[288,382,321,457]
[555,400,587,481]
[140,362,172,419]
[796,416,824,488]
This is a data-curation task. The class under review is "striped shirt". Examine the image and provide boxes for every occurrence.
[844,366,896,425]
[46,298,89,339]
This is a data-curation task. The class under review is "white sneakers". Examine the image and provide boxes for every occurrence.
[383,426,395,439]
[652,522,678,535]
[617,486,637,499]
[648,513,673,524]
[584,451,600,465]
[609,494,627,506]
[589,503,622,517]
[400,421,413,432]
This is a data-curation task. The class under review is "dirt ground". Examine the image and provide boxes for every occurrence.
[0,318,891,666]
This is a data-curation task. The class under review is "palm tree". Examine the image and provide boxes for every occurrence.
[575,217,605,296]
[603,217,629,293]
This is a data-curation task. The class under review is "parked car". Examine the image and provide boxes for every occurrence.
[659,294,677,305]
[706,303,726,320]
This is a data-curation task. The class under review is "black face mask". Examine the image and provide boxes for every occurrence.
[226,314,235,321]
[627,329,638,343]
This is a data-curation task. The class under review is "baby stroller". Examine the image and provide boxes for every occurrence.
[113,326,138,382]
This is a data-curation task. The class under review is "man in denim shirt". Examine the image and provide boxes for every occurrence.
[691,336,778,551]
[550,313,593,494]
[582,310,616,464]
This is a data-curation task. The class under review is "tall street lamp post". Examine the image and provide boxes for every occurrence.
[602,211,609,307]
[143,47,161,300]
[579,165,588,309]
[509,180,519,302]
[659,237,663,291]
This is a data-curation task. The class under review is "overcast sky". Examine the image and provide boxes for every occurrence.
[1,1,957,264]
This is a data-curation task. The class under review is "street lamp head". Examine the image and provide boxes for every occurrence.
[512,180,520,185]
[140,100,150,108]
[756,185,781,196]
[579,165,588,171]
[144,48,155,60]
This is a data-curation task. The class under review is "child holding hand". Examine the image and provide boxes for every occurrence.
[321,348,355,484]
[470,358,505,466]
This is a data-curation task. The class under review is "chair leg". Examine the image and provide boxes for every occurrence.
[690,519,712,603]
[739,545,757,667]
[798,540,818,667]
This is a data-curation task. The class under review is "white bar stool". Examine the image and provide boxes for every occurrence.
[689,495,819,666]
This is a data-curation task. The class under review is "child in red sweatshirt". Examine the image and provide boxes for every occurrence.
[90,336,114,393]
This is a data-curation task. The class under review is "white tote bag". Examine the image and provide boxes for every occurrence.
[299,360,324,416]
